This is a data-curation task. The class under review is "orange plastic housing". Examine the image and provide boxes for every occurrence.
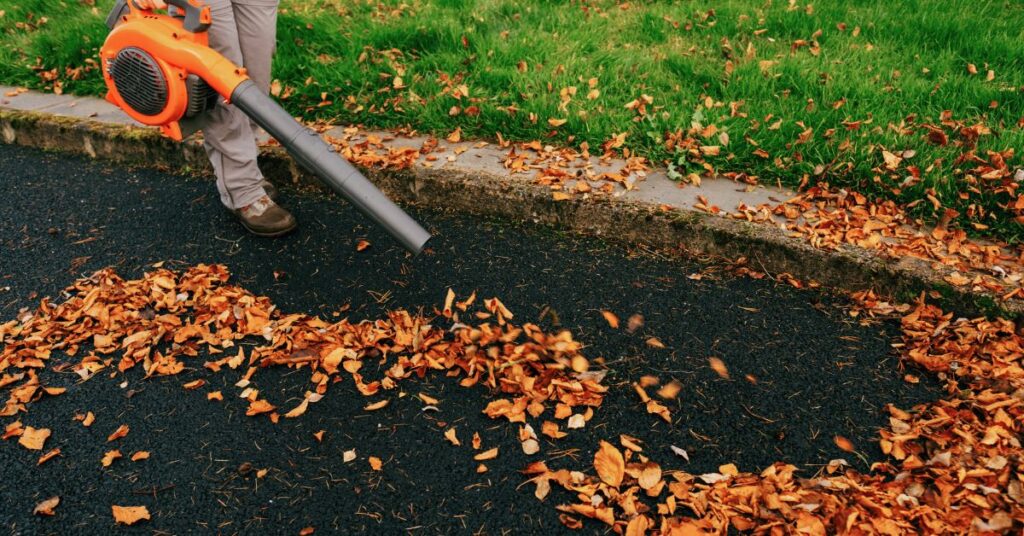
[100,1,249,140]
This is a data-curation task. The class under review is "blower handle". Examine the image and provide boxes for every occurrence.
[110,0,211,33]
[161,0,212,33]
[230,81,432,255]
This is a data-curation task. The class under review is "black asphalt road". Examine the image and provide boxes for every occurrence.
[0,143,937,534]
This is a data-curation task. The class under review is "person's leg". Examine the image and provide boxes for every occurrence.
[202,0,267,210]
[231,0,280,138]
[231,0,279,94]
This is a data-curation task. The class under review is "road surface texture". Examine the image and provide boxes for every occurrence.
[0,143,936,534]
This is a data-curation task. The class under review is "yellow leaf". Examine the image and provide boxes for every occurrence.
[548,118,567,127]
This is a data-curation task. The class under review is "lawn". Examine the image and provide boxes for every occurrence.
[3,0,1024,241]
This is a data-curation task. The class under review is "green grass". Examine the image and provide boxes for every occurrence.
[3,0,1024,242]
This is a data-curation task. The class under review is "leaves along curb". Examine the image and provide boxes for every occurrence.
[1,108,1019,320]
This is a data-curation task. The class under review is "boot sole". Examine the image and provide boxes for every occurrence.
[240,220,298,238]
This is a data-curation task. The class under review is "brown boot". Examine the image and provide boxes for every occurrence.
[234,195,297,237]
[259,180,279,202]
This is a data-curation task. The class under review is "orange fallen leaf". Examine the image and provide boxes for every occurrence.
[626,314,644,333]
[207,391,224,401]
[619,434,643,452]
[18,426,50,451]
[834,435,855,452]
[646,337,665,349]
[369,456,383,470]
[474,447,499,461]
[709,357,730,379]
[33,496,59,516]
[656,381,681,400]
[102,449,122,467]
[112,505,150,526]
[419,393,439,405]
[594,440,624,488]
[600,310,620,329]
[284,397,310,418]
[38,448,61,465]
[131,451,150,462]
[313,430,325,442]
[183,379,205,390]
[246,399,275,416]
[356,239,371,252]
[444,427,461,446]
[646,400,672,423]
[107,424,129,442]
[542,421,567,439]
[364,399,389,411]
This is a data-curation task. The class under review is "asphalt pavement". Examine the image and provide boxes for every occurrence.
[0,143,937,534]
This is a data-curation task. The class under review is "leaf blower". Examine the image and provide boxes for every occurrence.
[99,0,431,255]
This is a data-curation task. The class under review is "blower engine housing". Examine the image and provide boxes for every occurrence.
[100,0,245,140]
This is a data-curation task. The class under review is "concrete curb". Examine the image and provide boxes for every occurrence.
[1,107,1017,319]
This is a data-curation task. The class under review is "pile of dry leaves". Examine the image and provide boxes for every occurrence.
[525,291,1023,534]
[1,264,605,469]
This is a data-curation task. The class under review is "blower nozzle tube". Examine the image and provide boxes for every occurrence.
[230,80,431,255]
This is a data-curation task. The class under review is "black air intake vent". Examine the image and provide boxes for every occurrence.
[109,47,168,116]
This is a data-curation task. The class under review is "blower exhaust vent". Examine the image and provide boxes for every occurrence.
[109,47,168,116]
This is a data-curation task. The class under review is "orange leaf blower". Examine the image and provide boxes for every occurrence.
[100,0,431,254]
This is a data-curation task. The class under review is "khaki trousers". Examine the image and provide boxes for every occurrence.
[201,0,279,209]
